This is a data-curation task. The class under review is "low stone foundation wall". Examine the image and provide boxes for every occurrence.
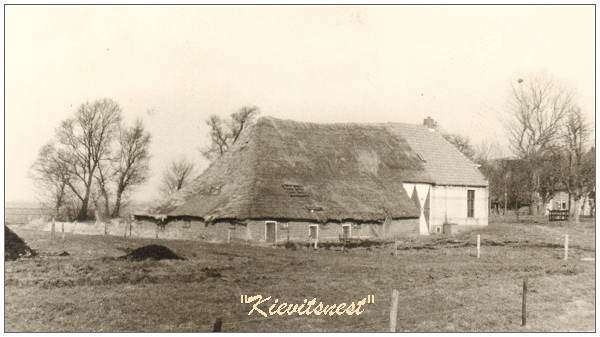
[23,216,421,243]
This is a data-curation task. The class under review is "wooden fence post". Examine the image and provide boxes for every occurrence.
[564,234,569,260]
[314,237,318,249]
[522,278,527,326]
[51,218,56,240]
[212,318,222,332]
[389,289,399,332]
[477,234,481,259]
[227,229,231,244]
[393,241,399,257]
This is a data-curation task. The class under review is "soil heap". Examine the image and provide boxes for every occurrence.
[119,244,184,261]
[5,226,36,261]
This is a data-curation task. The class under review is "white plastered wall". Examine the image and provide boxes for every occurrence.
[430,185,488,227]
[403,183,489,234]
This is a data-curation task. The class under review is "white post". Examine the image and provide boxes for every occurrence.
[227,229,231,244]
[51,217,56,240]
[389,289,399,332]
[314,237,318,249]
[477,234,481,259]
[393,241,399,257]
[564,234,569,260]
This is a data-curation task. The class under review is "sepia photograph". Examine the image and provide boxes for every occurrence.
[3,3,596,333]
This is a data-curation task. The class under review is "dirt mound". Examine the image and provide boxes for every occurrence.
[119,244,184,261]
[5,226,36,261]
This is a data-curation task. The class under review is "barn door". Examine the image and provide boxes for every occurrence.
[265,222,277,243]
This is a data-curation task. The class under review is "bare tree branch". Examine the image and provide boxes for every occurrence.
[160,157,196,197]
[201,105,260,161]
[111,119,151,217]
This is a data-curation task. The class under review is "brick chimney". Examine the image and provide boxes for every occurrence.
[423,116,437,130]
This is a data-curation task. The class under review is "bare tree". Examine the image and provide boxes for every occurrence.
[561,108,594,223]
[484,158,531,219]
[505,75,576,215]
[161,157,196,196]
[202,115,230,159]
[30,142,72,219]
[55,98,122,220]
[443,133,476,160]
[202,105,260,161]
[536,150,564,215]
[473,141,503,165]
[95,160,113,218]
[111,119,151,217]
[229,106,260,143]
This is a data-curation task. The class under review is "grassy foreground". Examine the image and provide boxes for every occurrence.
[4,216,595,332]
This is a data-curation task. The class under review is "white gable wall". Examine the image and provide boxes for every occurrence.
[403,183,488,234]
[430,185,488,227]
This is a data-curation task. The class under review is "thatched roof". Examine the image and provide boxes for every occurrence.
[156,117,486,223]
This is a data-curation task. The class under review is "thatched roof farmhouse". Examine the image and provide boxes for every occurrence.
[147,116,488,243]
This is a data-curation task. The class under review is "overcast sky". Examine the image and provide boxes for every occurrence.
[5,5,595,203]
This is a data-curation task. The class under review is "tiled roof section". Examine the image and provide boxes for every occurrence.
[385,123,488,187]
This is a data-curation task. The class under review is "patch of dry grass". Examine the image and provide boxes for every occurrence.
[4,217,595,332]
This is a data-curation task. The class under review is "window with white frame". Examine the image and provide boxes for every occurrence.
[467,190,475,218]
[342,223,351,239]
[308,224,318,240]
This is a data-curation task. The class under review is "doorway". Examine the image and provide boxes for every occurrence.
[265,221,277,243]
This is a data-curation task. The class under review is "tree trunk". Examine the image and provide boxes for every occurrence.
[77,176,94,221]
[77,195,90,221]
[112,188,124,218]
[529,192,541,216]
[100,187,110,218]
[540,200,549,216]
[573,198,583,224]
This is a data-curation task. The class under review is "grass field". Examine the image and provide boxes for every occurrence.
[4,216,595,332]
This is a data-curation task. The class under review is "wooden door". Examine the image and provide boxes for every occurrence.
[265,222,276,243]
